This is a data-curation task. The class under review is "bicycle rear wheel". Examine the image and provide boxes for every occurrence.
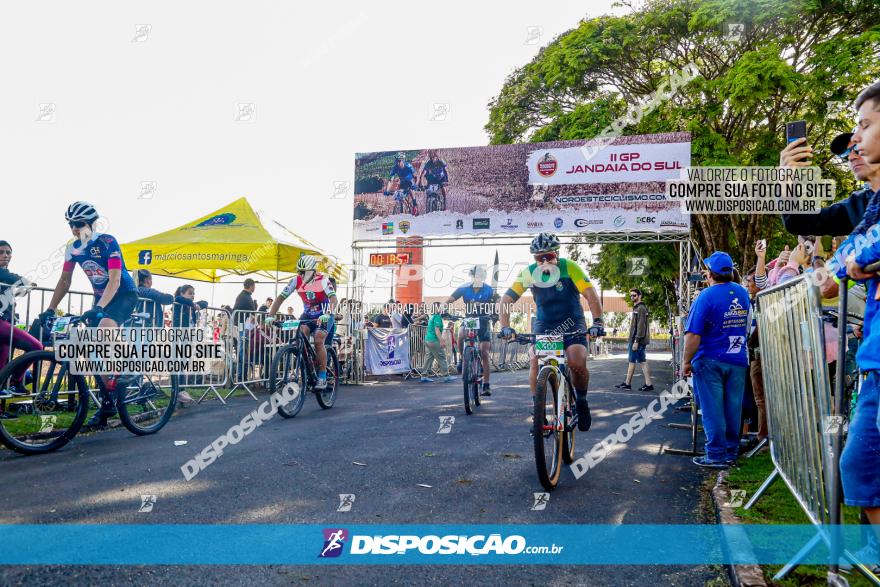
[0,351,89,455]
[116,373,179,435]
[534,367,563,491]
[315,348,339,409]
[270,345,306,418]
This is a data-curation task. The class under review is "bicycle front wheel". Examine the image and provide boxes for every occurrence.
[0,351,89,455]
[534,367,563,491]
[270,345,306,418]
[315,348,339,409]
[562,378,576,465]
[463,347,476,415]
[116,373,179,436]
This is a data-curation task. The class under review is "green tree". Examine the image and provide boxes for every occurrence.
[486,0,880,287]
[570,242,680,318]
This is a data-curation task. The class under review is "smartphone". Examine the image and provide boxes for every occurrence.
[687,272,705,283]
[757,239,767,250]
[786,120,807,144]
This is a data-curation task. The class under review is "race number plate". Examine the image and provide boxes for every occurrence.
[52,316,73,337]
[281,320,301,331]
[462,317,479,329]
[535,335,564,358]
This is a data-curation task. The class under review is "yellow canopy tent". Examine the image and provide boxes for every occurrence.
[121,197,347,283]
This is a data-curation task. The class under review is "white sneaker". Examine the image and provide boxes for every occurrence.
[314,375,328,390]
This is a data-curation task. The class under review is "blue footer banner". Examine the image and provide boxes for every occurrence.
[0,524,876,565]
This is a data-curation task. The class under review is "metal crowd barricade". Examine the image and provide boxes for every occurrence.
[228,309,298,401]
[169,303,232,404]
[746,274,878,585]
[406,324,429,379]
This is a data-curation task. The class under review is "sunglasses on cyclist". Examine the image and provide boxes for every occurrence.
[68,221,88,229]
[534,252,557,263]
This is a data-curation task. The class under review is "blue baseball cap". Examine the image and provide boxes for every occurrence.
[704,251,734,275]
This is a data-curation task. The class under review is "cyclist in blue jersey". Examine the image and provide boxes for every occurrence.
[445,266,496,396]
[384,152,419,215]
[499,233,605,432]
[40,201,139,425]
[417,150,450,212]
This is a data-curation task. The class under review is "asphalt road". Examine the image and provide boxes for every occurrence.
[0,355,725,586]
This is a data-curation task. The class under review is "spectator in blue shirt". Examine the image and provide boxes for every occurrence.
[683,251,750,468]
[136,270,174,328]
[839,81,880,533]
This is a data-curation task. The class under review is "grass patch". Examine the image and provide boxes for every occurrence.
[725,451,871,586]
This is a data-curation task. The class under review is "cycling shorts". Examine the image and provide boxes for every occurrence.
[299,312,335,345]
[98,291,139,326]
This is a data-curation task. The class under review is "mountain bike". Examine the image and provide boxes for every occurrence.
[460,317,483,415]
[424,182,446,213]
[387,186,420,216]
[0,313,179,455]
[268,318,339,418]
[516,330,586,491]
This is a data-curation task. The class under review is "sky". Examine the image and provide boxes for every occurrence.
[1,0,626,310]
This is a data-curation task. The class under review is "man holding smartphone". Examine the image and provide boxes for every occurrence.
[840,81,880,536]
[780,125,879,236]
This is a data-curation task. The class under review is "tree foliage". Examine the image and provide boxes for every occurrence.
[486,0,880,297]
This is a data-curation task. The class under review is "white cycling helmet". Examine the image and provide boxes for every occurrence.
[297,254,319,272]
[65,201,99,224]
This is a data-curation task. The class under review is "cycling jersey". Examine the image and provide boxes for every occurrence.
[389,162,416,183]
[450,284,495,317]
[279,273,336,319]
[422,159,448,183]
[63,233,137,299]
[505,258,592,326]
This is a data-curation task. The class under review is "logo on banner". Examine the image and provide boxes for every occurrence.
[501,218,518,230]
[661,220,689,229]
[319,529,349,558]
[636,217,656,224]
[138,250,153,265]
[387,334,396,359]
[613,216,626,228]
[194,213,236,228]
[473,218,490,230]
[536,152,558,177]
[526,220,544,229]
[574,219,603,228]
[382,223,394,235]
[554,218,563,229]
[399,221,411,234]
[455,220,464,230]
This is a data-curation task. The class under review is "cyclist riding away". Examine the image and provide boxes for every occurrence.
[446,266,495,396]
[39,201,139,426]
[418,150,450,212]
[268,254,337,390]
[384,152,419,215]
[499,232,605,431]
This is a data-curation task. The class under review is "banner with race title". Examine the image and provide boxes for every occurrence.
[353,132,690,240]
[364,327,411,375]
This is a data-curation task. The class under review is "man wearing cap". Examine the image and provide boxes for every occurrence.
[682,251,751,468]
[781,128,879,236]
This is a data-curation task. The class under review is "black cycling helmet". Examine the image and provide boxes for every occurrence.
[65,201,99,224]
[529,232,561,255]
